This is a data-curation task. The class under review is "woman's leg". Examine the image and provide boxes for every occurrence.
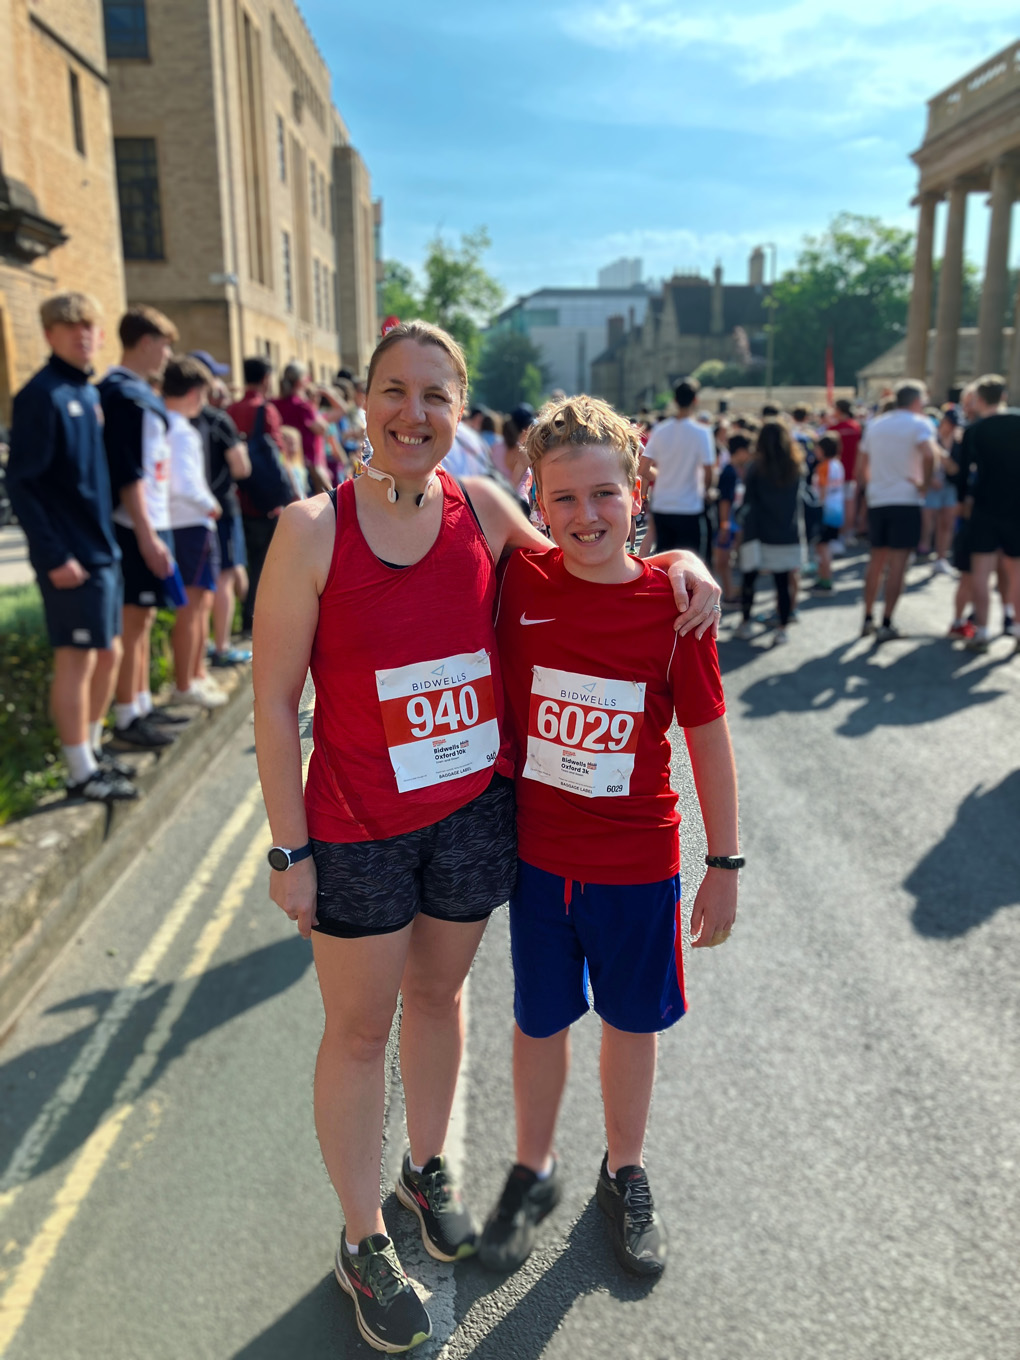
[741,569,758,622]
[514,1025,571,1172]
[920,507,935,554]
[935,505,955,561]
[312,926,414,1241]
[601,1024,657,1172]
[816,542,831,582]
[775,571,791,627]
[399,914,489,1167]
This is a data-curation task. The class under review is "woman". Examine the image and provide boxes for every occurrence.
[919,405,959,574]
[253,322,720,1352]
[735,419,806,647]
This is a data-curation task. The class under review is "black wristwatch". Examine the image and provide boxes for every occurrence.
[705,854,745,870]
[267,842,313,872]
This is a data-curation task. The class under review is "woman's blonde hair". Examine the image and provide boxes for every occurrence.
[278,425,304,466]
[524,395,642,488]
[366,321,468,400]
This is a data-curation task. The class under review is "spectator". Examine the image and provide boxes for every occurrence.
[714,433,752,602]
[857,380,937,641]
[919,405,960,575]
[735,420,806,646]
[279,426,310,498]
[99,305,180,749]
[6,292,136,800]
[828,398,863,547]
[228,357,292,635]
[638,378,716,561]
[272,362,344,495]
[193,375,251,668]
[812,434,845,592]
[163,356,226,708]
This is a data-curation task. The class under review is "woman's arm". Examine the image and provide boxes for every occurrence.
[684,715,739,949]
[252,496,333,938]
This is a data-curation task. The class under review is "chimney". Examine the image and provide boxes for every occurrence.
[608,315,625,347]
[711,262,724,335]
[749,246,765,287]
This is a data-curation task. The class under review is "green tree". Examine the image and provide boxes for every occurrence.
[380,260,419,320]
[771,213,914,386]
[476,330,545,411]
[690,359,726,387]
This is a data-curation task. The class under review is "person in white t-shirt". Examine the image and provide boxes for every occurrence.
[857,380,936,640]
[638,378,716,561]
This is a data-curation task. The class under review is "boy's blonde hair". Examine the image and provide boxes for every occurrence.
[40,292,102,329]
[525,395,642,489]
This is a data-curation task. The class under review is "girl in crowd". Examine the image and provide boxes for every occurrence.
[252,322,721,1353]
[735,419,807,647]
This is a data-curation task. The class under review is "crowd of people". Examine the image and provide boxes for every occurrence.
[629,375,1020,653]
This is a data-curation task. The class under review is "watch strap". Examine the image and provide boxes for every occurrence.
[268,841,313,870]
[705,854,745,870]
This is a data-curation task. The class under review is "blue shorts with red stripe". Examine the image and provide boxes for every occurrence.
[509,859,687,1039]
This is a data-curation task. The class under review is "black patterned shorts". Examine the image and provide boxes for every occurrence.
[310,774,517,938]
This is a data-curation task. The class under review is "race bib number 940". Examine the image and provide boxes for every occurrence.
[524,666,645,799]
[376,651,499,793]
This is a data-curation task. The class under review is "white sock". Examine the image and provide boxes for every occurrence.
[63,742,98,784]
[952,617,965,628]
[408,1158,425,1175]
[345,1239,360,1255]
[976,626,990,641]
[89,719,104,751]
[535,1157,554,1181]
[137,690,153,717]
[114,701,138,731]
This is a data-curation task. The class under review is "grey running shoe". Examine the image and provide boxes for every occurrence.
[596,1154,668,1278]
[335,1234,431,1353]
[478,1160,562,1272]
[67,770,138,803]
[861,617,877,638]
[877,622,901,642]
[395,1153,477,1262]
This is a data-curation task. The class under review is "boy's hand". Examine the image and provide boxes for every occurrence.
[690,867,738,948]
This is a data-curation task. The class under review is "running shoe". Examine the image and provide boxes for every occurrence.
[948,621,976,640]
[734,621,755,641]
[112,716,176,748]
[964,635,990,654]
[861,618,877,638]
[334,1234,431,1353]
[933,558,953,576]
[395,1153,477,1262]
[145,706,191,726]
[211,646,252,666]
[596,1155,667,1278]
[830,539,846,557]
[1004,614,1018,638]
[67,769,138,803]
[477,1160,562,1273]
[171,683,228,709]
[812,578,833,591]
[93,748,135,779]
[772,628,789,647]
[877,622,900,642]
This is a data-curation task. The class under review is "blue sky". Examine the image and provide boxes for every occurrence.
[304,2,1019,305]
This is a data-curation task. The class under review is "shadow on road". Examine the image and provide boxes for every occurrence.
[735,636,1011,734]
[0,936,311,1183]
[904,770,1020,937]
[231,1273,369,1359]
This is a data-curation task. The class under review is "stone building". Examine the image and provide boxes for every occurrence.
[901,41,1020,399]
[0,0,126,424]
[590,252,769,412]
[105,0,379,384]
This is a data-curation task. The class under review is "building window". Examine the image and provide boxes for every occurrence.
[103,1,149,59]
[309,160,318,220]
[282,230,293,312]
[69,69,86,156]
[313,259,322,328]
[319,170,326,226]
[276,114,286,182]
[328,181,333,234]
[322,267,330,331]
[114,137,164,259]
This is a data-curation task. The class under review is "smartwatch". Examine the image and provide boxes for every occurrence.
[705,854,745,870]
[267,842,313,872]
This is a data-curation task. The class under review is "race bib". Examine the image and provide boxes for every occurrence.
[524,666,645,799]
[376,651,499,793]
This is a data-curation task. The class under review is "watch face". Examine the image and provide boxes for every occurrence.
[268,848,289,872]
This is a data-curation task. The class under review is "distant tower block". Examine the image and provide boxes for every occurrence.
[711,263,725,335]
[598,257,643,289]
[748,247,765,287]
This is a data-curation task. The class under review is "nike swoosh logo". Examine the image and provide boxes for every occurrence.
[520,615,556,626]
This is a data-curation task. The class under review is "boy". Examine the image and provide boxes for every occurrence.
[812,434,845,592]
[6,292,136,801]
[480,396,740,1279]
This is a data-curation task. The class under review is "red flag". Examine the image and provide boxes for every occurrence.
[825,331,835,407]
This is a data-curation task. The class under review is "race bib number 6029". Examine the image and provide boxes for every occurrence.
[524,666,645,799]
[376,651,499,793]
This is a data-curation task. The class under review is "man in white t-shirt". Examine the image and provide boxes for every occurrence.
[638,378,716,561]
[857,380,936,640]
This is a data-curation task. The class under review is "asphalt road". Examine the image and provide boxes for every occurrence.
[0,548,1017,1360]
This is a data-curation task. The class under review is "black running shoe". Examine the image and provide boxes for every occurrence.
[145,707,191,726]
[334,1234,431,1353]
[861,617,877,638]
[94,748,135,779]
[112,717,176,748]
[596,1155,667,1277]
[67,770,139,803]
[395,1152,477,1261]
[477,1160,562,1273]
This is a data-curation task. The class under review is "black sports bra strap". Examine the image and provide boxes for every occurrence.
[328,486,338,516]
[452,475,483,534]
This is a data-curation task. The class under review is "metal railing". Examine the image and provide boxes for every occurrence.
[926,41,1020,138]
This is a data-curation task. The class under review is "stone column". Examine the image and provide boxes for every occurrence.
[905,192,939,380]
[931,182,968,401]
[976,159,1016,376]
[1008,272,1020,399]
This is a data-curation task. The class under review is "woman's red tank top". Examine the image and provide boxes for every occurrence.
[304,469,512,842]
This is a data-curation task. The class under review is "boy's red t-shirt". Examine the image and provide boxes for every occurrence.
[495,549,726,885]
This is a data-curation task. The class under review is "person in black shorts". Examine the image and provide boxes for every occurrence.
[6,293,135,801]
[957,375,1020,653]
